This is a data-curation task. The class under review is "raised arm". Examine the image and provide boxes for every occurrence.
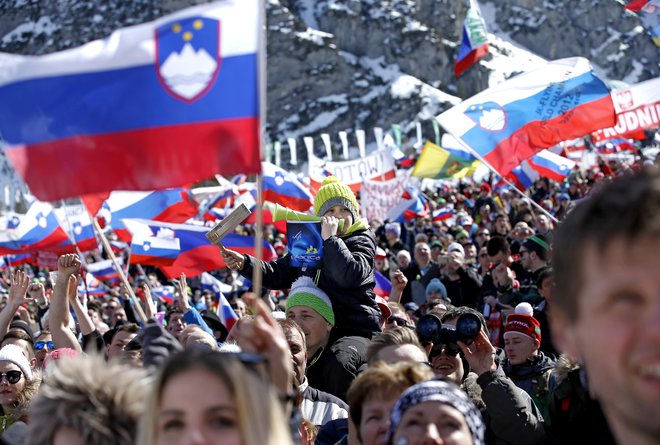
[51,254,83,352]
[0,271,32,340]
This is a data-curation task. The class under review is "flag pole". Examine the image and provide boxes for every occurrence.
[90,217,147,322]
[250,0,267,303]
[436,120,559,224]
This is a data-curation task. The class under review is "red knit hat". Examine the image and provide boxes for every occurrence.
[503,314,541,346]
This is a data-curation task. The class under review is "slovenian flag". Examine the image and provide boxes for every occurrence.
[0,202,69,255]
[526,150,576,182]
[455,0,490,77]
[438,57,616,176]
[86,259,123,286]
[122,219,277,279]
[0,1,262,201]
[102,189,199,241]
[262,162,314,212]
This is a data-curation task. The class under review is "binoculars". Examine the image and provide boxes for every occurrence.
[416,312,481,356]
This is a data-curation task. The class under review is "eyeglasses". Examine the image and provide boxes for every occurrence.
[0,370,22,385]
[34,341,55,350]
[476,233,490,237]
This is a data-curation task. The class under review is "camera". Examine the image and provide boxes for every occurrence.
[416,312,481,356]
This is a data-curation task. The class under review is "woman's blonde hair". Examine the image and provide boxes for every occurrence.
[137,349,294,445]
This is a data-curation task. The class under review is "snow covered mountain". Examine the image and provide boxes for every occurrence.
[0,0,657,177]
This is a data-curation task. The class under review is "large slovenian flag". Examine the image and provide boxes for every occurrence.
[455,0,490,77]
[526,150,576,182]
[123,219,277,279]
[0,1,262,201]
[262,162,314,212]
[0,202,69,254]
[123,218,181,266]
[438,57,616,176]
[102,189,199,241]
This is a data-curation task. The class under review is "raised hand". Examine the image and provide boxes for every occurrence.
[58,254,82,277]
[391,269,408,292]
[7,270,32,309]
[28,281,47,307]
[457,330,497,376]
[176,273,190,312]
[142,283,157,320]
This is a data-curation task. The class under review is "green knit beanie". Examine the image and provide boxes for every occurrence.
[314,176,360,221]
[285,276,335,326]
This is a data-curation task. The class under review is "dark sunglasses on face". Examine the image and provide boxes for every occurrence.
[387,316,408,327]
[429,343,461,358]
[0,370,22,384]
[34,341,55,350]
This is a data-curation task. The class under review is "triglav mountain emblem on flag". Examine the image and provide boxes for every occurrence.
[464,101,507,132]
[155,17,221,103]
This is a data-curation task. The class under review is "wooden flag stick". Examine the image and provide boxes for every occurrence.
[90,217,147,322]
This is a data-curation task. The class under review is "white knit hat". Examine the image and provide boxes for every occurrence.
[0,344,33,381]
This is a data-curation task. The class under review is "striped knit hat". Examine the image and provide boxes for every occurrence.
[285,276,335,326]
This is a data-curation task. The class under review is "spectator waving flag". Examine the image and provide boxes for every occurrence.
[437,57,616,176]
[526,150,576,182]
[262,162,314,212]
[455,0,490,77]
[0,1,262,201]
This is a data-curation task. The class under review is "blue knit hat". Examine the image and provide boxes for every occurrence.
[426,278,449,302]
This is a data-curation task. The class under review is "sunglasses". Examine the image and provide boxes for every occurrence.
[387,316,408,327]
[429,343,461,358]
[34,341,55,350]
[0,370,22,385]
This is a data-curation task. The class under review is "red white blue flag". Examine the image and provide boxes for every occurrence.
[0,202,69,254]
[438,57,616,176]
[526,150,576,182]
[200,272,238,330]
[374,271,393,298]
[86,259,123,286]
[262,162,314,212]
[102,189,199,241]
[123,219,277,279]
[0,1,262,201]
[455,0,490,77]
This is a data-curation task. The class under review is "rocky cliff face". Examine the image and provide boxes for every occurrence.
[0,0,658,168]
